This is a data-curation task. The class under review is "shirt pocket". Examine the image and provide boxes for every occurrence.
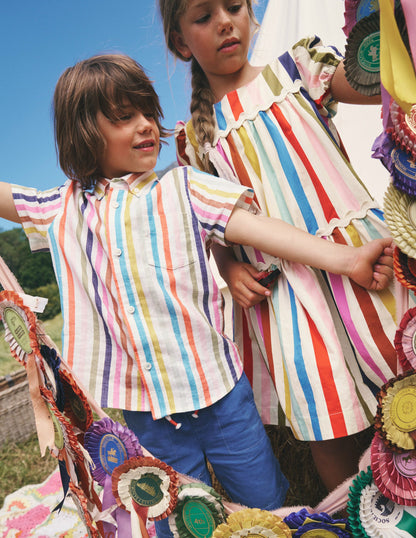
[145,216,198,270]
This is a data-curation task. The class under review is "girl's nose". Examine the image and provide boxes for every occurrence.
[217,9,233,32]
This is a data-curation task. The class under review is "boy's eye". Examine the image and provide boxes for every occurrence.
[194,13,210,24]
[118,113,132,121]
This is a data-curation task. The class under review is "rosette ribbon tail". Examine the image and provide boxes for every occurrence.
[131,500,149,538]
[380,0,416,115]
[102,474,119,538]
[26,353,55,456]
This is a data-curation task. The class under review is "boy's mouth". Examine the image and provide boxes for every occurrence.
[134,140,155,150]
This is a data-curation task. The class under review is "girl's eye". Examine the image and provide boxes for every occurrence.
[229,4,242,13]
[194,13,210,24]
[119,114,132,121]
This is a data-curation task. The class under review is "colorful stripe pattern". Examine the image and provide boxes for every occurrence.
[175,36,401,441]
[12,167,252,419]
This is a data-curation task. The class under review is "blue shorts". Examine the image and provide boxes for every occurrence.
[124,373,288,537]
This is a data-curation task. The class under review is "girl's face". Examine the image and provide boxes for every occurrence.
[173,0,252,85]
[96,104,160,179]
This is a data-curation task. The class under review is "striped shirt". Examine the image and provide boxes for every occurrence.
[12,166,253,419]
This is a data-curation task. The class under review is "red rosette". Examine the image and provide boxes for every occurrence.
[388,101,416,160]
[394,307,416,371]
[69,482,102,538]
[371,431,416,506]
[374,370,416,452]
[112,455,179,521]
[393,247,416,294]
[0,289,38,365]
[40,385,83,464]
[59,367,93,436]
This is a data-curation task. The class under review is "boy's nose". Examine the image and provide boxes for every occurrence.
[136,114,153,131]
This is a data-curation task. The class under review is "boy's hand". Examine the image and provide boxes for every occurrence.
[348,238,394,290]
[221,261,271,309]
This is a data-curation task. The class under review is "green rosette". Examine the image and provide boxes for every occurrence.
[347,467,373,538]
[169,483,226,538]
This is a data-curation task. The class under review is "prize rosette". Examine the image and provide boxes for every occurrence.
[343,0,380,37]
[344,12,381,96]
[394,307,416,371]
[84,417,143,486]
[393,248,416,295]
[212,508,292,538]
[348,467,416,537]
[389,146,416,197]
[111,455,179,521]
[371,431,416,506]
[69,482,101,538]
[0,289,37,365]
[40,385,82,463]
[168,483,226,538]
[283,508,351,537]
[374,371,416,452]
[59,367,93,435]
[388,101,416,161]
[383,182,416,259]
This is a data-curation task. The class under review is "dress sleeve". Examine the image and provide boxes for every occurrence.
[290,35,342,119]
[11,183,63,252]
[186,167,254,247]
[175,120,206,169]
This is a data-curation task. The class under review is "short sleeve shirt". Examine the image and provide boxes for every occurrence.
[12,166,254,418]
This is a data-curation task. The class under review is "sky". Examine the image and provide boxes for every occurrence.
[0,0,268,230]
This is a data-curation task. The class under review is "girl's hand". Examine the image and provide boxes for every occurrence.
[348,238,394,290]
[222,261,271,309]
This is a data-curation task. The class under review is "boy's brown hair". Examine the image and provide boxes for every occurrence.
[54,53,168,189]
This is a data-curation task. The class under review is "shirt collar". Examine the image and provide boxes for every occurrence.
[93,170,158,200]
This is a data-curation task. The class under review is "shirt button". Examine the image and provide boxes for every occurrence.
[114,248,122,257]
[112,201,119,208]
[144,362,152,371]
[127,305,135,314]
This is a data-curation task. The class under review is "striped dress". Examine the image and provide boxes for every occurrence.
[12,167,254,419]
[175,36,400,441]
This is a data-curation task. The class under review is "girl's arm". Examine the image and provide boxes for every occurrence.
[211,243,271,309]
[0,182,21,223]
[330,60,382,105]
[225,208,393,290]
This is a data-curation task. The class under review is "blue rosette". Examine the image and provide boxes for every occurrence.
[283,508,351,537]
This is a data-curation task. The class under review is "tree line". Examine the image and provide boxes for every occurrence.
[0,227,60,320]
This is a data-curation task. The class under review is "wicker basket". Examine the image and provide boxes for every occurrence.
[0,369,36,446]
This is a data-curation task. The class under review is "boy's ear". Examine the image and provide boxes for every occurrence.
[171,31,193,59]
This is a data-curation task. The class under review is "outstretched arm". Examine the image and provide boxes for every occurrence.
[0,182,20,223]
[330,60,382,105]
[225,208,393,290]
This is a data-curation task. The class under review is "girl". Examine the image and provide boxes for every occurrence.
[159,0,401,493]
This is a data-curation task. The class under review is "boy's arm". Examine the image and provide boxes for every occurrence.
[330,60,382,105]
[225,208,393,290]
[0,182,21,223]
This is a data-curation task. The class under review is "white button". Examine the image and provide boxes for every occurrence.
[127,305,135,314]
[112,200,119,208]
[114,248,122,257]
[144,362,152,370]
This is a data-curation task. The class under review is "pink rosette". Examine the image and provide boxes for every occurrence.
[371,431,416,506]
[394,308,416,371]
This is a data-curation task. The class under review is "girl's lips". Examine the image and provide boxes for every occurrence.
[218,39,239,52]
